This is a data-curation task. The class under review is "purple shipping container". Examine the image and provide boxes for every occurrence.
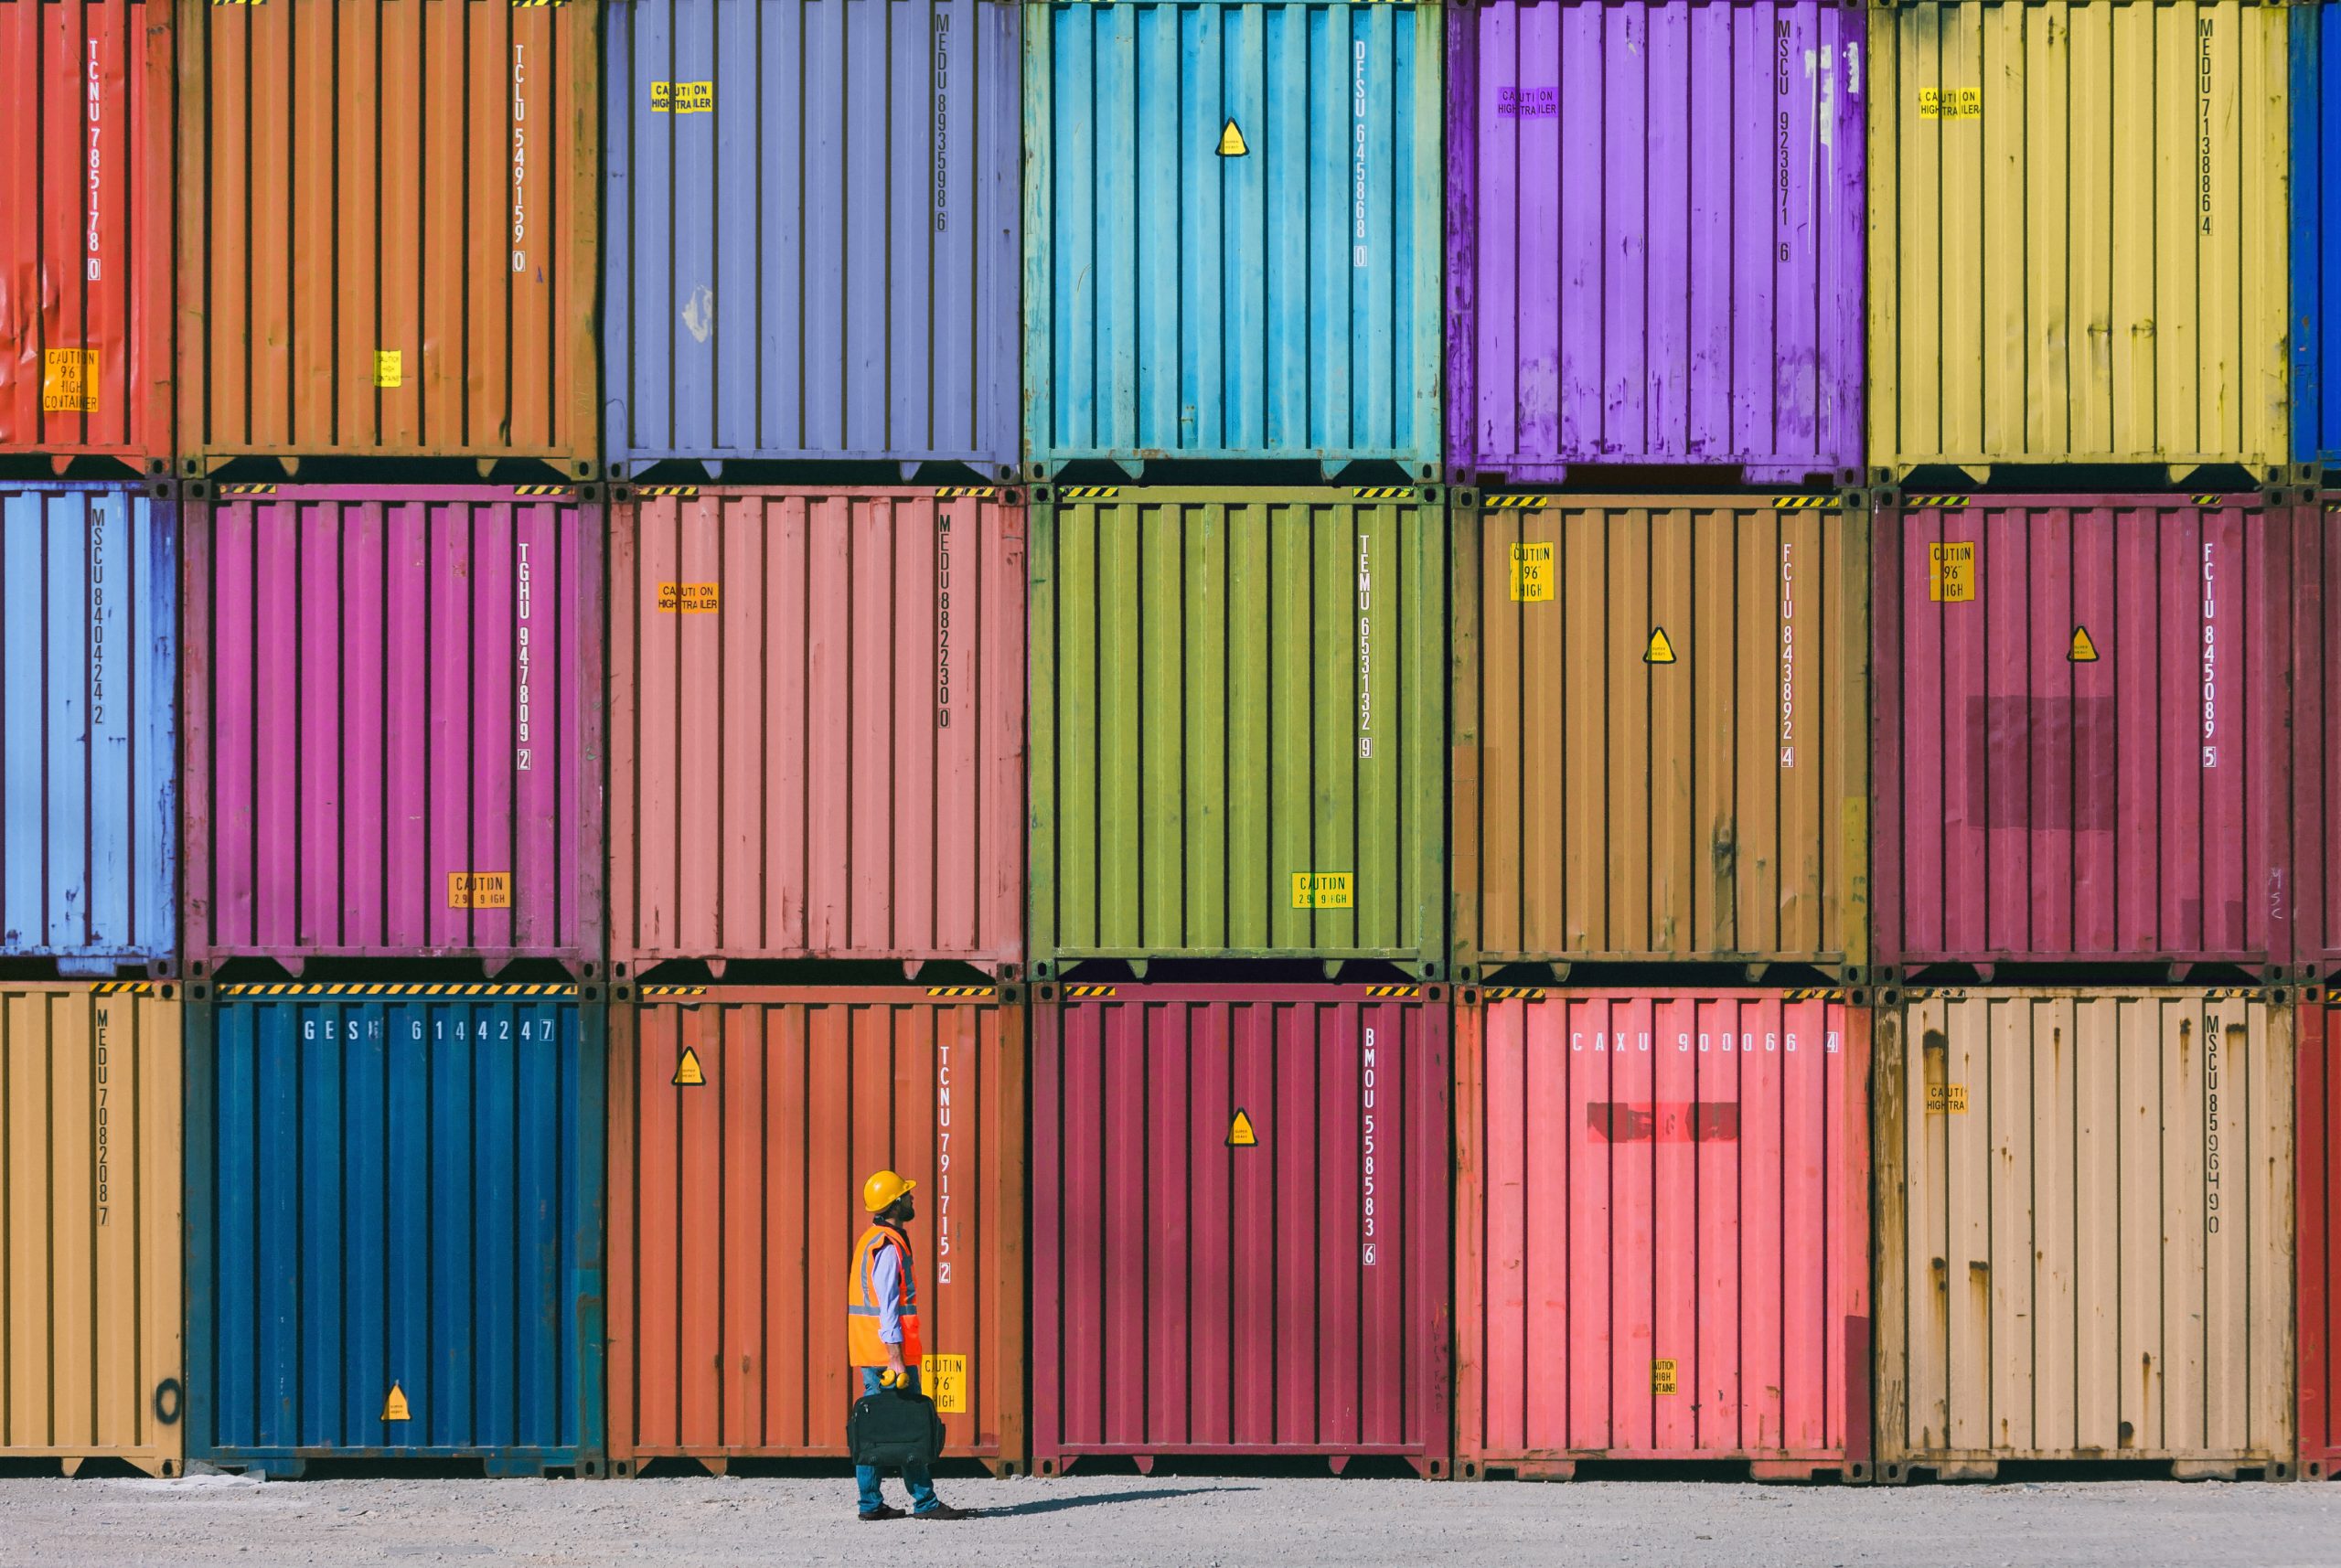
[1445,0,1865,487]
[183,485,604,977]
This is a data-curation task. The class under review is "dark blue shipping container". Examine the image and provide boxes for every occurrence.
[2298,4,2340,465]
[185,985,606,1478]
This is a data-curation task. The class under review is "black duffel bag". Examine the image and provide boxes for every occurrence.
[850,1381,946,1469]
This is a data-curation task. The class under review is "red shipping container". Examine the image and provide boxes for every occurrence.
[609,487,1025,974]
[1454,987,1871,1480]
[0,0,173,466]
[2302,994,2340,1479]
[182,484,604,976]
[1874,496,2291,975]
[2293,502,2341,981]
[1031,984,1451,1477]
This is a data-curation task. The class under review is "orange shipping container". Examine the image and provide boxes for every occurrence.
[606,986,1026,1475]
[176,0,598,475]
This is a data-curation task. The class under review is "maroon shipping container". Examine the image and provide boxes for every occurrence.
[2293,502,2341,981]
[1874,496,2290,976]
[1031,984,1451,1477]
[183,484,604,975]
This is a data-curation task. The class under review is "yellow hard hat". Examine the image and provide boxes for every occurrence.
[862,1169,916,1213]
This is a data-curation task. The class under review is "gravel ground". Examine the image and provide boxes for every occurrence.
[7,1471,2341,1568]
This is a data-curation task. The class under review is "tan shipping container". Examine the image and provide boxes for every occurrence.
[1451,496,1869,978]
[1876,987,2294,1481]
[0,983,183,1477]
[1868,2,2290,478]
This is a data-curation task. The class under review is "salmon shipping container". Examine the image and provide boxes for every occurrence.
[0,983,182,1477]
[182,485,604,976]
[1022,0,1444,475]
[2292,499,2340,980]
[2302,993,2339,1477]
[184,983,605,1478]
[1873,496,2290,976]
[1455,987,1870,1479]
[0,483,177,976]
[610,487,1025,975]
[604,0,1021,475]
[1029,488,1446,976]
[1446,0,1864,487]
[1876,987,2294,1480]
[2293,4,2340,466]
[608,985,1025,1474]
[176,0,599,474]
[1452,495,1868,978]
[1031,983,1451,1476]
[1869,2,2290,478]
[0,0,174,467]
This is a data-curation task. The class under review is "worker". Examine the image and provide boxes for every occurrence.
[850,1169,978,1521]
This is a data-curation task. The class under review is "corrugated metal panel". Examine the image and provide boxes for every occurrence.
[0,0,173,465]
[0,484,176,976]
[0,983,181,1477]
[1875,988,2294,1477]
[604,0,1021,474]
[1022,0,1444,473]
[1447,1,1865,486]
[1029,488,1446,975]
[607,987,1025,1473]
[2293,500,2340,979]
[2302,999,2338,1478]
[1456,989,1869,1478]
[2293,4,2338,464]
[1874,496,2288,973]
[1869,2,2290,475]
[176,0,599,472]
[182,485,604,976]
[1452,496,1867,975]
[610,488,1025,973]
[1030,984,1451,1476]
[185,984,605,1478]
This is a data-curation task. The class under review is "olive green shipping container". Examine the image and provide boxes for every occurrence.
[1028,486,1447,976]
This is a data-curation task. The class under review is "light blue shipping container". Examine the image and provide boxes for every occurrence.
[0,483,175,975]
[2297,3,2340,466]
[1023,0,1444,476]
[604,0,1023,477]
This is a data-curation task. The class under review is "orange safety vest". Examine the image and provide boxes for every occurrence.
[847,1222,923,1368]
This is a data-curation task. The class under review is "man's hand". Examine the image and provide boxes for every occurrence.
[887,1349,907,1378]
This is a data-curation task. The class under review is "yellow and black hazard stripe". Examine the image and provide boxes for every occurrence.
[1781,988,1845,1002]
[1482,495,1548,509]
[1363,984,1420,998]
[1057,485,1121,499]
[934,486,999,500]
[2202,987,2270,1001]
[637,985,708,997]
[1480,987,1546,1002]
[91,981,155,997]
[1905,495,1970,508]
[512,485,570,496]
[925,986,996,998]
[1352,486,1413,500]
[632,485,700,498]
[2190,494,2224,506]
[1061,984,1118,997]
[219,982,578,997]
[220,484,279,496]
[1771,496,1837,510]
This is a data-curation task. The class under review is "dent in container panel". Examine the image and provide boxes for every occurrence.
[181,485,603,976]
[176,0,599,473]
[606,986,1026,1475]
[0,0,174,466]
[2291,501,2341,980]
[604,0,1021,474]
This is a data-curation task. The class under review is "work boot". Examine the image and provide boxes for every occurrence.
[858,1505,906,1521]
[913,1503,981,1520]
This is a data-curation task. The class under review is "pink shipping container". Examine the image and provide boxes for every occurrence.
[182,484,604,976]
[1454,987,1871,1481]
[608,486,1025,975]
[1031,983,1451,1477]
[2293,501,2341,981]
[1874,496,2291,976]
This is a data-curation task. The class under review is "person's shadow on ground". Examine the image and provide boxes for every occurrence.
[978,1486,1260,1519]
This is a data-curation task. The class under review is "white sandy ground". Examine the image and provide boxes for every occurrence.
[5,1472,2341,1568]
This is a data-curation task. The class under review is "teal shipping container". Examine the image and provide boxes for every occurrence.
[184,984,605,1478]
[1022,0,1443,476]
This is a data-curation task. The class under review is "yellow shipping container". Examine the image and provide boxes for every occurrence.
[1869,2,2290,479]
[0,984,182,1477]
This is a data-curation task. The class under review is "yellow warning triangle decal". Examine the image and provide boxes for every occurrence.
[673,1047,706,1087]
[381,1381,412,1422]
[2068,624,2100,663]
[1643,626,1678,665]
[1217,119,1248,157]
[1226,1108,1259,1147]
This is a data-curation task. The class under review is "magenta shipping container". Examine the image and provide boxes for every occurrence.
[1446,0,1865,486]
[1031,983,1451,1477]
[183,485,604,976]
[1874,496,2290,976]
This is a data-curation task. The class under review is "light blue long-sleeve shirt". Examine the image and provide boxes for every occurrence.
[870,1242,907,1347]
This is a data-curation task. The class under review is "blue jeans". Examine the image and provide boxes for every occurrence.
[856,1366,940,1517]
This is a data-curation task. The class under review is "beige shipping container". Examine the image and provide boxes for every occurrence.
[1868,2,2290,479]
[0,983,183,1477]
[1450,496,1869,978]
[1876,987,2294,1481]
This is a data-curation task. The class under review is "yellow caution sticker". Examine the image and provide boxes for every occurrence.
[1508,541,1554,603]
[1217,119,1248,156]
[447,872,512,909]
[2068,625,2100,663]
[1643,626,1678,665]
[657,581,721,613]
[921,1354,969,1415]
[1928,542,1976,603]
[1919,87,1982,120]
[651,80,714,113]
[41,348,99,412]
[1927,1083,1968,1115]
[1226,1108,1259,1148]
[381,1381,412,1422]
[1291,872,1353,909]
[1652,1359,1678,1395]
[673,1047,707,1087]
[374,350,403,389]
